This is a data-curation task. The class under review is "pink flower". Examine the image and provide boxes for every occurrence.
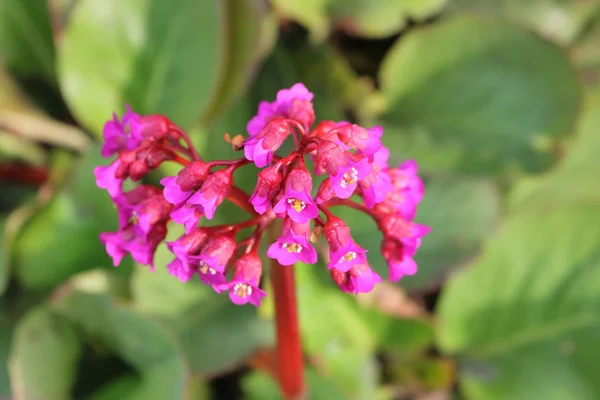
[247,83,314,136]
[161,161,211,205]
[267,219,317,265]
[359,168,393,208]
[330,263,382,294]
[187,169,233,219]
[167,228,210,271]
[272,169,318,223]
[101,107,137,157]
[100,222,167,270]
[191,234,236,288]
[170,204,204,234]
[372,146,390,170]
[113,186,170,235]
[129,113,170,143]
[315,178,334,204]
[167,259,194,282]
[379,213,430,249]
[226,254,267,306]
[250,166,282,214]
[324,217,368,272]
[336,123,383,158]
[244,119,290,168]
[94,161,124,197]
[315,139,348,177]
[330,158,371,199]
[381,238,418,283]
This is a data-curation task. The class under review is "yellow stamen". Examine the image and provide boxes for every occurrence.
[287,198,306,213]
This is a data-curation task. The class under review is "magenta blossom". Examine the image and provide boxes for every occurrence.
[267,219,317,265]
[250,165,282,214]
[226,254,267,306]
[247,83,314,137]
[272,169,318,223]
[95,84,430,307]
[170,204,204,234]
[359,168,393,208]
[244,119,290,168]
[187,169,233,219]
[101,107,137,158]
[330,158,371,199]
[94,161,124,198]
[190,234,236,288]
[330,263,382,295]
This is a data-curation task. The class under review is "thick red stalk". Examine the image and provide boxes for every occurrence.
[269,225,305,399]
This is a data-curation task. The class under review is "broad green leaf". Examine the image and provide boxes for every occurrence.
[9,307,82,399]
[449,0,600,45]
[270,0,329,41]
[173,299,272,375]
[380,16,581,174]
[201,0,271,123]
[59,0,222,134]
[55,291,188,399]
[0,0,56,82]
[363,310,435,354]
[13,147,121,288]
[132,221,271,375]
[438,205,600,399]
[0,312,14,395]
[510,85,600,211]
[328,0,448,38]
[335,177,499,291]
[271,0,448,39]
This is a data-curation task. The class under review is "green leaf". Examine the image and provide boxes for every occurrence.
[0,0,56,82]
[270,0,329,41]
[510,86,600,211]
[379,16,581,174]
[271,0,448,39]
[201,0,271,123]
[0,312,14,395]
[437,205,600,399]
[13,147,121,288]
[54,291,188,399]
[328,0,448,38]
[132,222,271,375]
[296,263,379,397]
[449,0,600,45]
[174,300,272,375]
[58,0,222,135]
[9,307,82,399]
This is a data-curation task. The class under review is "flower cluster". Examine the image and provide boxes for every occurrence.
[95,83,429,306]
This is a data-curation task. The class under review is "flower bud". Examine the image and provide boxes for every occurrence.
[250,165,282,214]
[187,169,233,219]
[244,119,290,168]
[315,139,348,177]
[130,114,171,141]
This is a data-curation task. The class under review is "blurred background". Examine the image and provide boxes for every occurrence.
[1,0,600,399]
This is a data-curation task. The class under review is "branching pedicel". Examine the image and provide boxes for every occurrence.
[94,83,430,306]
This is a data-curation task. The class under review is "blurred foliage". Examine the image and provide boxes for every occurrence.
[1,0,599,399]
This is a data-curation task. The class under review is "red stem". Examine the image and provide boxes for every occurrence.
[322,198,376,217]
[171,126,201,160]
[268,224,305,399]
